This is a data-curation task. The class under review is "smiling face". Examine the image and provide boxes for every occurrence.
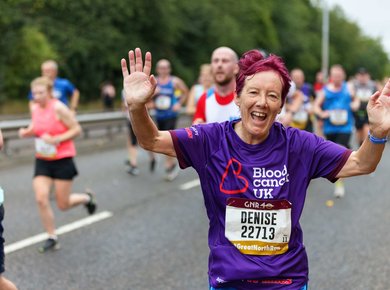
[234,70,283,144]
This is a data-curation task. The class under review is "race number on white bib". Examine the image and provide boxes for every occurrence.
[35,138,57,158]
[293,110,308,124]
[225,198,291,256]
[329,109,348,125]
[155,95,172,110]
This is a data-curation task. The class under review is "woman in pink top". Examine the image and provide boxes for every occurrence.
[19,77,97,253]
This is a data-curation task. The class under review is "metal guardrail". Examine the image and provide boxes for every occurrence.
[0,111,127,154]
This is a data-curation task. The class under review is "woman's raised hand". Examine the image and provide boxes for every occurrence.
[121,48,157,108]
[367,78,390,138]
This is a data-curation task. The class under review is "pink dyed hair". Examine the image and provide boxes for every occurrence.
[236,50,291,107]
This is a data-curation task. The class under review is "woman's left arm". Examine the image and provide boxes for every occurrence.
[337,78,390,177]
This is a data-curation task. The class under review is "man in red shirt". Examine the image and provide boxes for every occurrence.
[193,47,240,124]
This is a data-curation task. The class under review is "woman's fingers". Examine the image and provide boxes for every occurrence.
[135,48,143,72]
[124,48,152,75]
[382,78,390,96]
[370,91,381,104]
[129,50,135,74]
[121,58,129,78]
[149,74,157,89]
[143,51,152,75]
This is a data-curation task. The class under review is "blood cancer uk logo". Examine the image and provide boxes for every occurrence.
[219,158,290,199]
[219,158,249,194]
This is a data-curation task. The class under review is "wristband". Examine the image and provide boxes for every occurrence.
[368,131,388,144]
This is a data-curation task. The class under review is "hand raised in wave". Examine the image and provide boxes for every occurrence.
[121,48,157,108]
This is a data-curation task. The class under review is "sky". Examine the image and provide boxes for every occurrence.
[326,0,390,56]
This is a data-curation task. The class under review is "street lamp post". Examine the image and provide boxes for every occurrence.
[322,0,329,83]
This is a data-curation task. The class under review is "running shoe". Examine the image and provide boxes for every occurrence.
[38,238,60,253]
[150,158,156,173]
[127,165,140,176]
[85,190,97,215]
[334,180,345,198]
[165,164,179,181]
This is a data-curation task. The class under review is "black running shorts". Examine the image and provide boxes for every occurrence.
[126,119,138,146]
[325,133,351,149]
[157,117,177,131]
[34,157,78,180]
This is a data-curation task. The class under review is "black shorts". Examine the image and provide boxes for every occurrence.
[157,117,177,131]
[34,157,78,180]
[353,102,369,130]
[126,119,138,146]
[0,205,5,273]
[325,133,351,149]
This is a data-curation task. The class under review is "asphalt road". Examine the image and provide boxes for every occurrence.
[1,139,390,290]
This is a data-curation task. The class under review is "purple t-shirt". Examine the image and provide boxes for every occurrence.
[170,120,351,290]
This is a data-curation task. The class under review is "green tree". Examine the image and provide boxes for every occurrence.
[0,0,388,106]
[2,25,57,102]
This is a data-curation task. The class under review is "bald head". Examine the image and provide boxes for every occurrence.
[211,47,238,63]
[211,46,239,86]
[41,60,58,80]
[156,59,171,77]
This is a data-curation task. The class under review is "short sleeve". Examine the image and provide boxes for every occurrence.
[291,129,352,182]
[169,123,220,171]
[193,93,206,123]
[64,80,76,96]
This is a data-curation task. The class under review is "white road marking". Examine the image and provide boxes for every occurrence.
[180,179,200,190]
[5,211,113,255]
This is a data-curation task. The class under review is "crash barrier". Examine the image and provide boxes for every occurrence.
[0,110,192,155]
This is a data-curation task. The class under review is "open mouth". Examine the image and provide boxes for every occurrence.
[251,111,267,121]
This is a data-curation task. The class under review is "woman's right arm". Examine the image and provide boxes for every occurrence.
[121,48,176,157]
[18,123,35,138]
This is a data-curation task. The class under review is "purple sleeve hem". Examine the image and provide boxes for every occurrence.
[326,149,353,183]
[169,130,190,169]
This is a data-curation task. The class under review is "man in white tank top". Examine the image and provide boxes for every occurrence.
[193,47,240,124]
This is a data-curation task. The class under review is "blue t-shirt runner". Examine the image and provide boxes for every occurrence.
[154,77,179,121]
[322,81,354,135]
[169,120,351,290]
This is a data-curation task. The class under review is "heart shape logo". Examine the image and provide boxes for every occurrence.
[219,158,249,194]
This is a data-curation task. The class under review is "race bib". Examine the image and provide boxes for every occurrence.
[356,88,372,102]
[35,138,57,158]
[225,198,291,256]
[292,110,308,124]
[155,95,172,110]
[329,109,348,125]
